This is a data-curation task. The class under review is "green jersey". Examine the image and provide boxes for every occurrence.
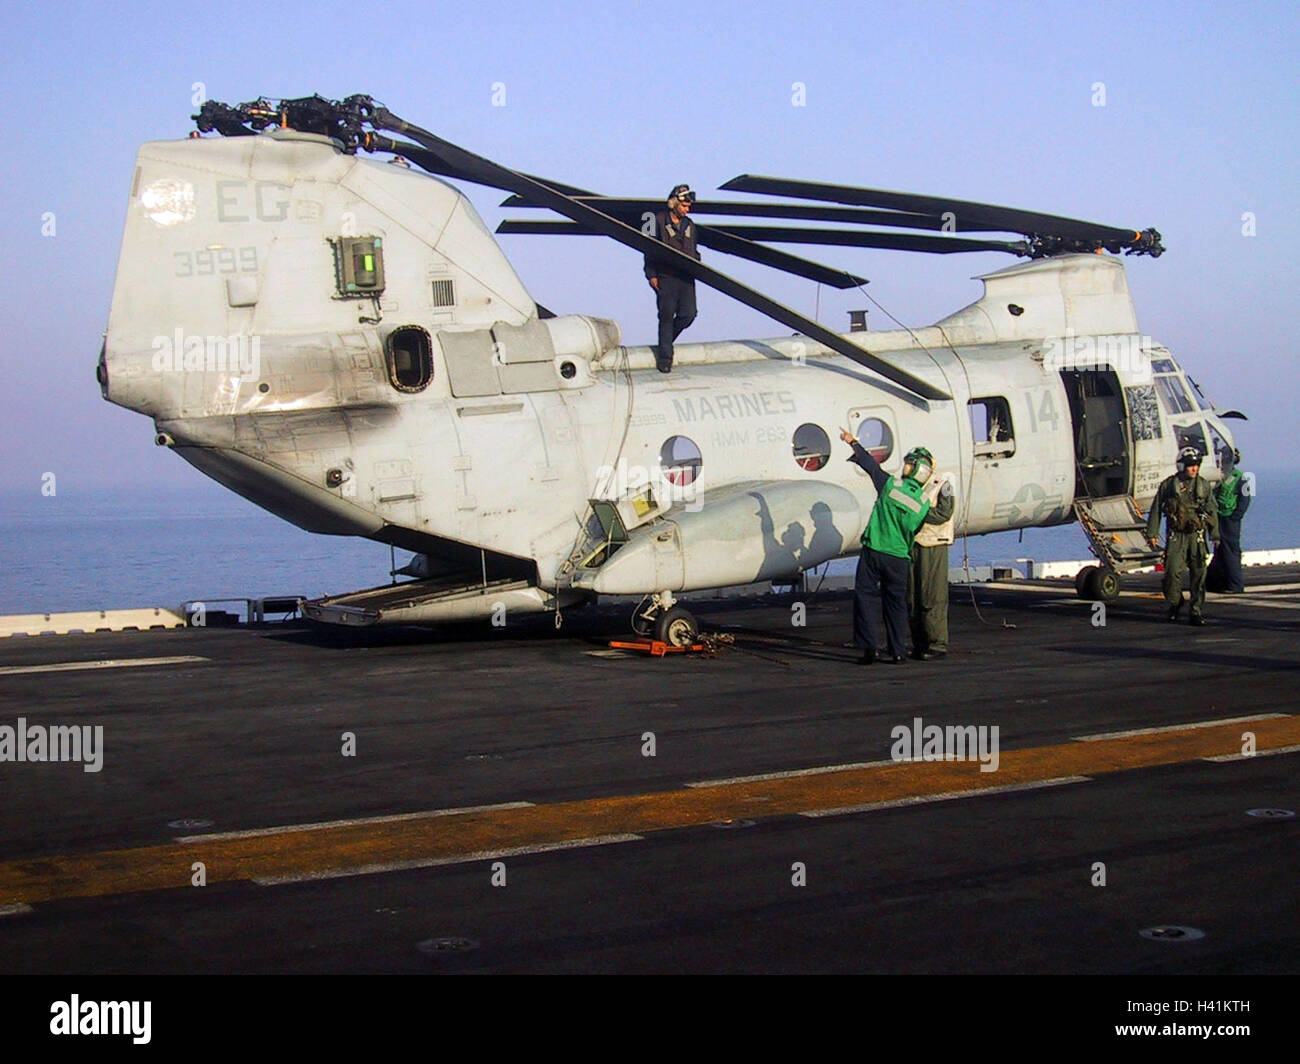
[862,474,931,558]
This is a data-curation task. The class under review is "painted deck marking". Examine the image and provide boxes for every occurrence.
[2,714,1298,906]
[0,656,208,676]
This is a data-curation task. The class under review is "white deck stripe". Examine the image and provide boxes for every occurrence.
[176,802,535,842]
[687,760,897,788]
[1073,713,1287,742]
[0,904,34,917]
[799,776,1089,818]
[0,655,208,676]
[251,833,642,885]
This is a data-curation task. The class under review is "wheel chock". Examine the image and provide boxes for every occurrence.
[608,638,707,657]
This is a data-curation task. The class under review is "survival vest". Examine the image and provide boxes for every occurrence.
[913,475,956,548]
[1162,475,1213,534]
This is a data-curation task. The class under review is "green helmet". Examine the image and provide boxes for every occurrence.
[903,446,934,485]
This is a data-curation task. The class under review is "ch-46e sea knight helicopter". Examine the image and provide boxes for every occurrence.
[99,94,1244,644]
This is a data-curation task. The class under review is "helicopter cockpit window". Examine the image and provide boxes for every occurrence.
[854,417,894,464]
[1154,374,1194,415]
[1206,422,1229,471]
[384,326,433,392]
[969,397,1015,458]
[1151,358,1178,374]
[1174,423,1208,462]
[660,435,703,487]
[792,424,831,471]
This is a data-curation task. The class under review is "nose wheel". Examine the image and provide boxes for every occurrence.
[654,606,700,647]
[631,592,700,647]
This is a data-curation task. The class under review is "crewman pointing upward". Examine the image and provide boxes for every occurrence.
[842,428,933,664]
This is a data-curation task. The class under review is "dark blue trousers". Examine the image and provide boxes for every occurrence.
[656,275,696,369]
[854,547,911,657]
[1209,514,1245,592]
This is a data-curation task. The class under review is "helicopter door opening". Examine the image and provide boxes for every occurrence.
[1060,369,1130,499]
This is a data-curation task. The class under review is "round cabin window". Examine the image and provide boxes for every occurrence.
[792,424,831,471]
[856,418,894,463]
[660,435,703,487]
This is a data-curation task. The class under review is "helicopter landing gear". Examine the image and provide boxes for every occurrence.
[1075,565,1121,602]
[631,591,700,647]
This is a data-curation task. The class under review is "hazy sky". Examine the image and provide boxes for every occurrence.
[1,0,1296,499]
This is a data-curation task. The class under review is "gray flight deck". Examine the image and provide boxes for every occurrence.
[1,568,1297,974]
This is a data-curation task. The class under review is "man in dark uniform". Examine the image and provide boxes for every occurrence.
[841,429,933,664]
[1208,447,1251,593]
[1146,446,1220,625]
[644,184,699,373]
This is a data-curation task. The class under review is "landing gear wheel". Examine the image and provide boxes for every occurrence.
[654,606,699,647]
[1094,567,1121,602]
[1075,565,1099,600]
[1083,566,1120,602]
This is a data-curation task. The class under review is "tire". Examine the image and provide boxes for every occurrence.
[654,606,699,647]
[1075,566,1099,600]
[1096,567,1121,602]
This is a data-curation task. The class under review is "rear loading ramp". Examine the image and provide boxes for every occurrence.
[302,574,554,626]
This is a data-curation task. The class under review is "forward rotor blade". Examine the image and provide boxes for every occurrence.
[501,194,949,230]
[497,220,870,289]
[710,225,1023,256]
[371,114,948,402]
[722,174,1149,246]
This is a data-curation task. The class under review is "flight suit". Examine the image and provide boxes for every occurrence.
[848,441,931,659]
[1146,472,1219,620]
[644,209,699,371]
[909,474,956,656]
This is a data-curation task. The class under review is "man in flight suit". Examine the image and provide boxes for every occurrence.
[909,470,956,659]
[644,184,700,373]
[841,429,933,663]
[1146,446,1219,625]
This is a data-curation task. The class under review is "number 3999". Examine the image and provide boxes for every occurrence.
[174,246,258,276]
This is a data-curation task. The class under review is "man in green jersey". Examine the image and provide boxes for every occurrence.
[841,428,933,663]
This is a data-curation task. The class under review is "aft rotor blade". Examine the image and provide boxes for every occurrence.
[722,174,1149,246]
[497,220,870,289]
[371,113,949,402]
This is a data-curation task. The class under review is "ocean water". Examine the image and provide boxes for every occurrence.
[0,471,1291,615]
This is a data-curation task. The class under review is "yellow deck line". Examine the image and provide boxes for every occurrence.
[2,715,1296,906]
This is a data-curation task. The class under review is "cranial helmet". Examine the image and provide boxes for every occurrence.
[668,184,696,205]
[903,446,934,485]
[1177,446,1202,468]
